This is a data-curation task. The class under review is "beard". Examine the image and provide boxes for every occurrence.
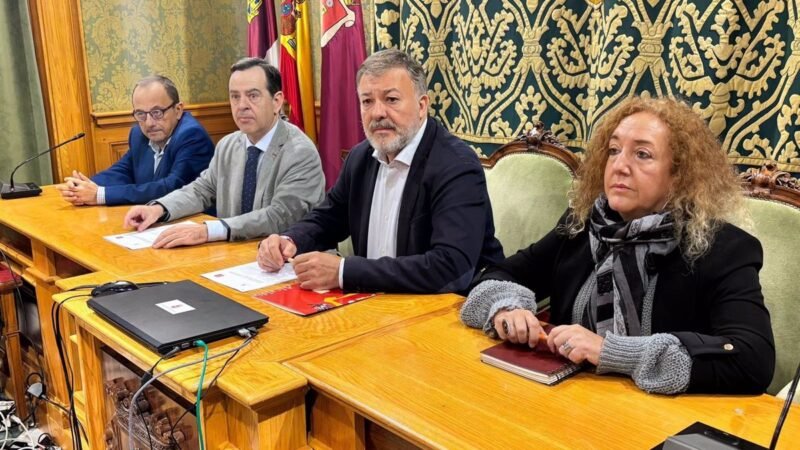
[365,118,421,159]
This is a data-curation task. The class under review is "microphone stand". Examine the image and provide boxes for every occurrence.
[1,132,86,200]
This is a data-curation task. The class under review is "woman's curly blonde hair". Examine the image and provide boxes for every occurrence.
[565,96,744,262]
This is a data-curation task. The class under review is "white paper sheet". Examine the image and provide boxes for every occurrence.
[103,221,195,250]
[202,261,297,292]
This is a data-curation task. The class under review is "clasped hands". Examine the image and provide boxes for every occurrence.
[56,170,98,205]
[257,234,341,291]
[493,309,604,365]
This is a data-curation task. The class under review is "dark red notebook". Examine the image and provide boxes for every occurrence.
[480,328,580,385]
[255,283,375,316]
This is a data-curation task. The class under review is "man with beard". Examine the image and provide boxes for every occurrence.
[256,49,504,294]
[57,75,214,206]
[122,58,325,248]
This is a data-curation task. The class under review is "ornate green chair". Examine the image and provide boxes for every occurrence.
[338,123,579,260]
[483,123,579,256]
[740,163,800,397]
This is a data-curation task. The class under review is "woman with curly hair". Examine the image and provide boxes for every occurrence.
[461,96,775,394]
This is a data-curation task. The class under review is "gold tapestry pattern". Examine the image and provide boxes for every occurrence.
[372,0,800,174]
[81,0,247,112]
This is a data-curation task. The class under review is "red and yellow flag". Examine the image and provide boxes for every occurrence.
[280,0,316,142]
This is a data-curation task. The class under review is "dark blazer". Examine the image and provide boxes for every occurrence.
[92,112,214,206]
[286,117,504,293]
[474,216,775,394]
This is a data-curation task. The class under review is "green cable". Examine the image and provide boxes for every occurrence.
[194,340,209,450]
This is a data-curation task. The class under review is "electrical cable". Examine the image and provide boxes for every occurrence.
[136,405,154,450]
[167,338,248,448]
[51,293,89,450]
[126,337,254,450]
[169,330,258,447]
[0,410,9,450]
[142,346,180,384]
[135,346,180,450]
[38,397,87,444]
[52,295,81,449]
[194,340,209,450]
[8,416,30,448]
[167,408,191,450]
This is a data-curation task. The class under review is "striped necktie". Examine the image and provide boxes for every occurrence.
[240,146,261,214]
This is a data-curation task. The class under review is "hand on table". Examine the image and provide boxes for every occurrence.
[493,308,546,348]
[257,234,297,271]
[547,324,604,365]
[292,251,341,291]
[57,170,98,205]
[123,204,164,231]
[152,223,209,249]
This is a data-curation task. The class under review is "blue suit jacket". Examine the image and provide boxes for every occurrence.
[92,112,214,205]
[285,117,504,294]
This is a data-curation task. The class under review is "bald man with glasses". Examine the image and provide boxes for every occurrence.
[57,75,214,206]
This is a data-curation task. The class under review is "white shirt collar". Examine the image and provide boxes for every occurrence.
[371,119,427,167]
[148,137,171,153]
[246,124,278,153]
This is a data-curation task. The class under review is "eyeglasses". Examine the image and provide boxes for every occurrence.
[132,102,177,121]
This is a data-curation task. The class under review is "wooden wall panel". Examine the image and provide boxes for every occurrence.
[90,102,237,174]
[28,0,96,181]
[91,103,322,174]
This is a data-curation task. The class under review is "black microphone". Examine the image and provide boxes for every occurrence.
[657,359,800,450]
[1,132,86,200]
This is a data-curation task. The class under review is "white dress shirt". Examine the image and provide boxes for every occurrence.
[96,137,171,205]
[338,120,428,287]
[206,127,276,241]
[149,138,170,173]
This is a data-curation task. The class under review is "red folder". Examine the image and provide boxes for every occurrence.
[255,283,375,316]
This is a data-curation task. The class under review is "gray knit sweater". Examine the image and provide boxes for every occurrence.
[461,279,692,394]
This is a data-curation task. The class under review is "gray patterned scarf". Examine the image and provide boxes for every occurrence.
[585,196,678,337]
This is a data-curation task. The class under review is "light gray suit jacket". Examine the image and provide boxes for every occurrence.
[156,119,325,241]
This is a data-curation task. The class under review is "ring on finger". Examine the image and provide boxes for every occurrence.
[560,341,574,355]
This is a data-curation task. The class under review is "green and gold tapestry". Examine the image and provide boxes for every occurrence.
[372,0,800,176]
[81,0,247,112]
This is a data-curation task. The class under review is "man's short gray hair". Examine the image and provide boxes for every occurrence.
[356,49,427,97]
[133,75,180,104]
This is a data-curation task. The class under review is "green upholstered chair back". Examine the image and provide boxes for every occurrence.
[338,236,354,258]
[740,163,800,395]
[483,124,579,256]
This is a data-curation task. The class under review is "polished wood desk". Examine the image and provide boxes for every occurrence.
[0,186,256,278]
[55,264,463,450]
[288,306,800,450]
[0,186,257,441]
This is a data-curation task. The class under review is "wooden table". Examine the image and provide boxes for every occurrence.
[288,307,800,450]
[0,186,257,440]
[0,186,256,278]
[55,264,464,449]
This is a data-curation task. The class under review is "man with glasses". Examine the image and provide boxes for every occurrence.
[122,58,325,248]
[57,75,214,206]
